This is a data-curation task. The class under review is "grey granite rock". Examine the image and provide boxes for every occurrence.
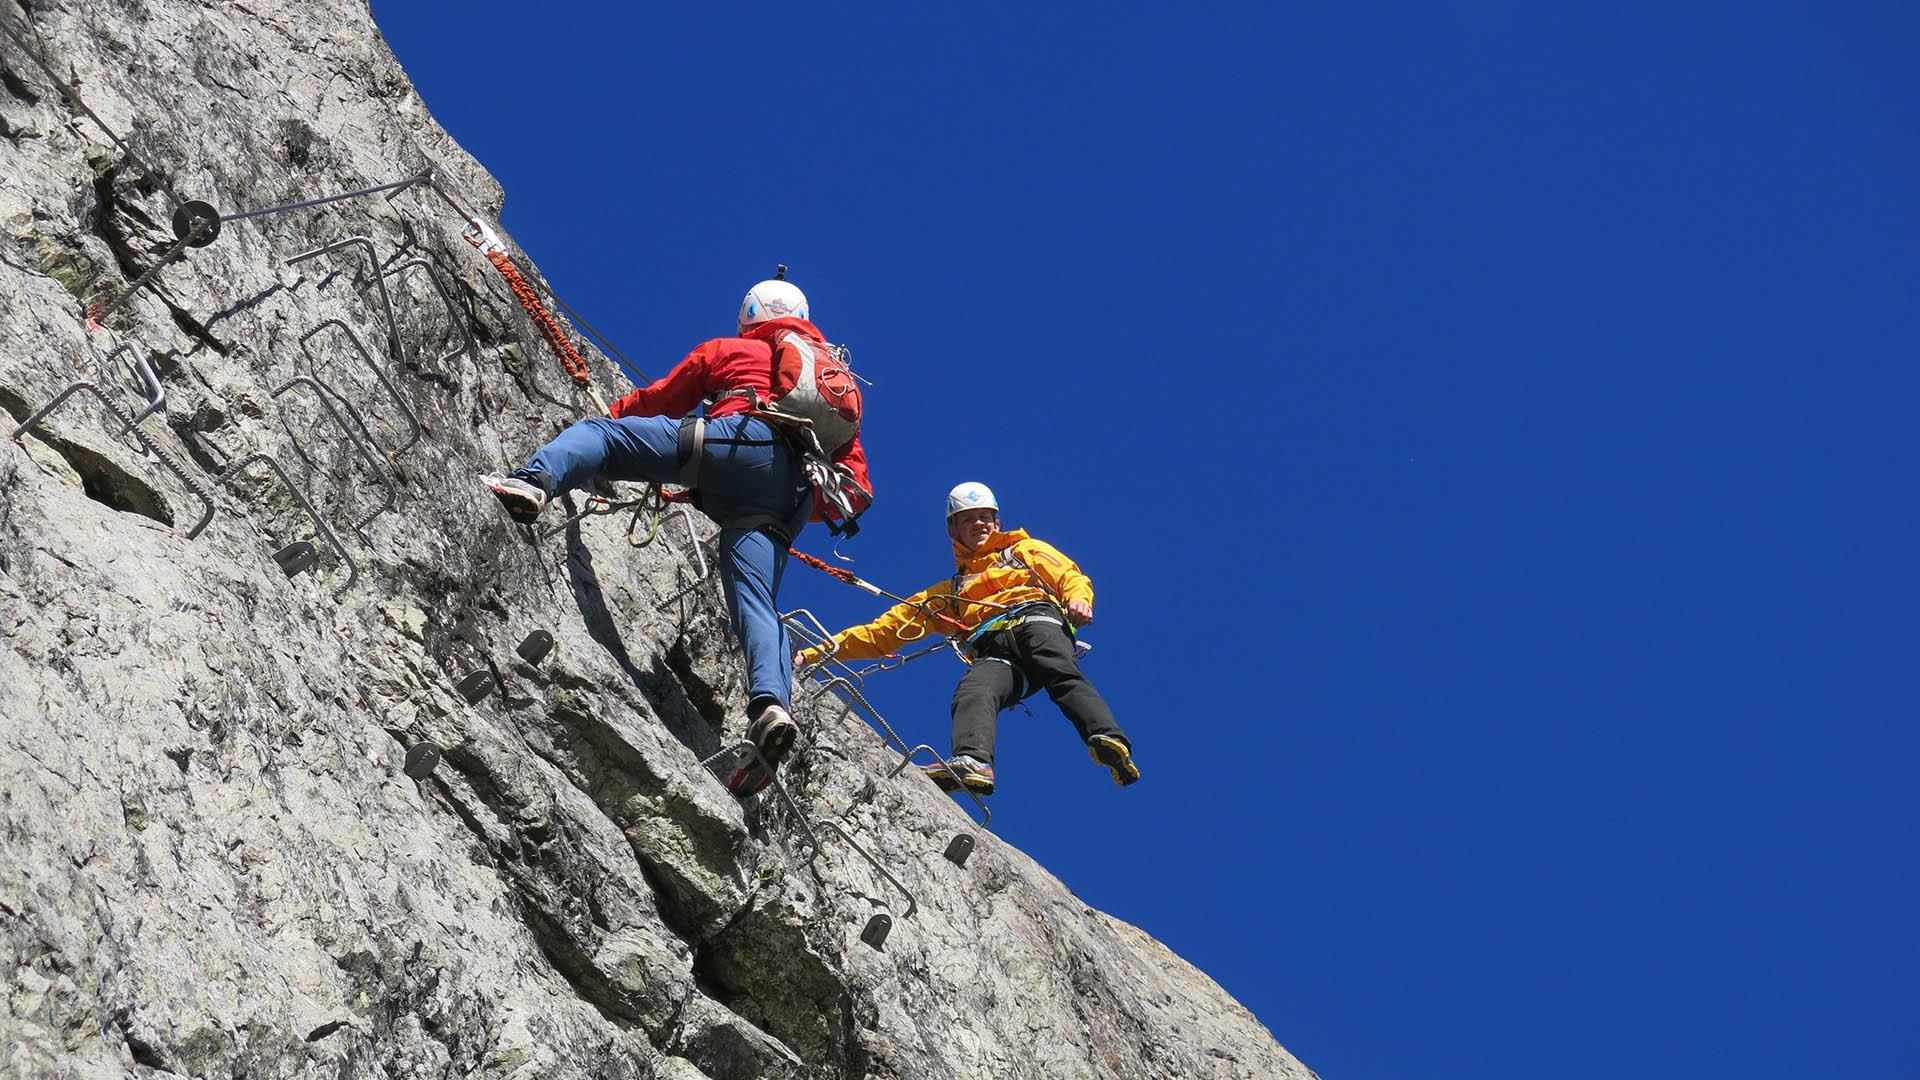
[0,2,1316,1077]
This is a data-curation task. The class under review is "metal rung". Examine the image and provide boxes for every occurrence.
[782,608,853,678]
[11,380,216,539]
[700,736,826,853]
[270,375,397,530]
[784,610,879,687]
[298,319,421,452]
[676,505,707,576]
[698,738,919,942]
[380,257,475,376]
[287,235,406,367]
[99,342,165,433]
[218,453,358,597]
[655,512,718,614]
[889,744,992,828]
[813,819,919,921]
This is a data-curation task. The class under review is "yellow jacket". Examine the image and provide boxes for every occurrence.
[801,529,1094,664]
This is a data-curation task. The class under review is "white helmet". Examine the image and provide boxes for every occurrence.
[945,481,999,520]
[738,277,809,331]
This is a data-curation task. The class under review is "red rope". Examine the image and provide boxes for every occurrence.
[486,249,593,388]
[788,549,972,636]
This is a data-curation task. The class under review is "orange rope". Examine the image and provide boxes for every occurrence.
[485,249,593,388]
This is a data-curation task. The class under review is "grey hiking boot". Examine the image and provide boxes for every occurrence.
[1088,735,1140,786]
[725,704,797,797]
[747,705,797,767]
[923,754,995,796]
[482,472,546,523]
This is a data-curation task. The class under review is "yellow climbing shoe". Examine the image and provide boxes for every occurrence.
[1088,735,1140,787]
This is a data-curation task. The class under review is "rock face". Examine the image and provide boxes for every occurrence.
[0,3,1315,1078]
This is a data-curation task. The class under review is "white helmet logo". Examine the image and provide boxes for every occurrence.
[740,279,810,331]
[945,481,999,519]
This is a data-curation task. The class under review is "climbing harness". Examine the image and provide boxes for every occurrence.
[958,600,1073,656]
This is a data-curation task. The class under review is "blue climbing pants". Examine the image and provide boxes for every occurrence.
[521,414,812,709]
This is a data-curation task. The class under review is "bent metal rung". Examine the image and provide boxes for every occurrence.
[218,453,359,597]
[287,236,407,369]
[380,257,476,376]
[270,375,398,530]
[297,319,421,452]
[813,819,919,922]
[695,739,919,926]
[655,519,719,614]
[889,743,992,829]
[98,342,165,433]
[784,609,874,690]
[11,380,215,539]
[699,738,824,859]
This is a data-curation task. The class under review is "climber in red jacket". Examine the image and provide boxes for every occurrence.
[483,273,872,796]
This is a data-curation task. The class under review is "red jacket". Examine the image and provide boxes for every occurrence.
[608,317,873,516]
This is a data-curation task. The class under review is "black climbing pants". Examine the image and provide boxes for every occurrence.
[949,616,1125,763]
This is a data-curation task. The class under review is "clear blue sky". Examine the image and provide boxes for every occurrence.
[372,4,1917,1077]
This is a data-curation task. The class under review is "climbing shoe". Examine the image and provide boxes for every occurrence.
[923,754,995,796]
[724,705,797,797]
[724,758,774,798]
[1088,735,1140,787]
[482,472,546,524]
[747,705,797,767]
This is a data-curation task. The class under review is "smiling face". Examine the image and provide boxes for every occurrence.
[948,507,999,552]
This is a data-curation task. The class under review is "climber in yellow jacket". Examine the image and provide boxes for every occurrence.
[798,482,1138,796]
